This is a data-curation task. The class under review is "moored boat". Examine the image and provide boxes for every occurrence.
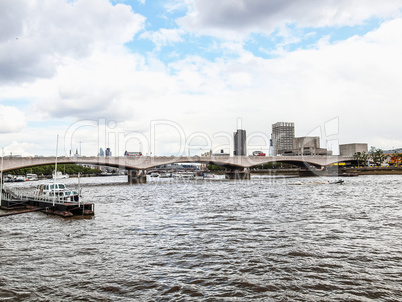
[100,171,113,176]
[26,173,38,181]
[14,175,26,182]
[341,172,358,177]
[1,181,94,217]
[159,172,172,178]
[173,172,195,180]
[34,182,80,202]
[52,171,69,180]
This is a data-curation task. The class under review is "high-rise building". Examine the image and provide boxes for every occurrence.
[105,148,112,157]
[99,148,104,157]
[233,129,247,156]
[271,122,295,155]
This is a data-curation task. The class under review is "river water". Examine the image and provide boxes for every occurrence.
[1,175,401,301]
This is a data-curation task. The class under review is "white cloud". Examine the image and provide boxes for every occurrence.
[28,18,402,151]
[0,105,26,133]
[177,0,402,38]
[0,0,145,84]
[34,49,177,121]
[140,28,185,49]
[3,141,41,157]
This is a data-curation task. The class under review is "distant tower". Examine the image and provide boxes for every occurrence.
[233,129,247,156]
[105,148,112,157]
[99,148,104,157]
[271,122,294,155]
[269,139,273,156]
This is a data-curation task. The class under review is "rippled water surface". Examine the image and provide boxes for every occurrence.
[1,175,402,301]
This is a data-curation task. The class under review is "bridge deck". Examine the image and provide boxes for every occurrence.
[1,155,354,172]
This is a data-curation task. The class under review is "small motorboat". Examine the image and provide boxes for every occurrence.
[328,179,344,184]
[26,173,38,181]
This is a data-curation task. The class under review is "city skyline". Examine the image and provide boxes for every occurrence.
[1,1,402,156]
[1,119,374,158]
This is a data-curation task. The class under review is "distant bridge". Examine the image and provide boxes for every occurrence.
[1,155,354,172]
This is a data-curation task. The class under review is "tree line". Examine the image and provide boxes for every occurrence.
[7,164,102,176]
[353,147,399,167]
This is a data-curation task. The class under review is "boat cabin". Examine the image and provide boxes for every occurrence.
[34,183,79,202]
[26,173,38,181]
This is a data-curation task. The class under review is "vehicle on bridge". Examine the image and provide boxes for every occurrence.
[124,151,142,156]
[252,151,266,156]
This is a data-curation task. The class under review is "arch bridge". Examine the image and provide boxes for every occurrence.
[2,155,354,182]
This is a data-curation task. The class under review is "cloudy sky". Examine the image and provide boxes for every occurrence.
[1,0,402,157]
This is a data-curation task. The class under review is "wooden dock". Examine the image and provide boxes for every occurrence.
[0,207,43,217]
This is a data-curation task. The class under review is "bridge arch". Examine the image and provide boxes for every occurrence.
[2,155,355,173]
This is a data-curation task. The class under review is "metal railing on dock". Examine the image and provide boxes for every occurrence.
[1,191,78,204]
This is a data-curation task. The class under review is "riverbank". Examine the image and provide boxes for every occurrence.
[345,167,402,175]
[250,167,402,176]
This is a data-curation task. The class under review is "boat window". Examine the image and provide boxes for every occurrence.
[50,184,54,189]
[59,184,66,189]
[45,185,49,190]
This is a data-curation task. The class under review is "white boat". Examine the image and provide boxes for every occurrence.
[150,172,160,177]
[34,182,79,202]
[52,171,69,180]
[26,173,38,181]
[14,175,26,182]
[100,171,113,176]
[159,172,172,178]
[4,174,16,182]
[173,172,195,180]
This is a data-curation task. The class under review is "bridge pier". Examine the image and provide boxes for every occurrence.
[128,169,147,184]
[225,168,250,180]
